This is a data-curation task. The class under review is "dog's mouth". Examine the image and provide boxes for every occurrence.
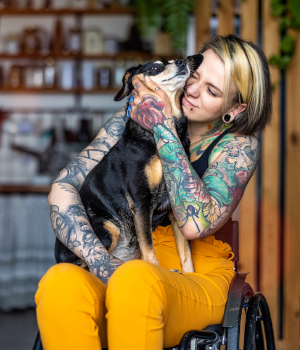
[161,67,190,82]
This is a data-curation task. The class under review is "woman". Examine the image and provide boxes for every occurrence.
[35,34,272,350]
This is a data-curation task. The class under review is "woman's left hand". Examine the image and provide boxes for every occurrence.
[129,76,172,131]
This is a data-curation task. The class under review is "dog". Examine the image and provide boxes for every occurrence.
[55,54,203,273]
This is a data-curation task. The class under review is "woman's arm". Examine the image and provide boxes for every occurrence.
[130,77,260,240]
[48,107,127,285]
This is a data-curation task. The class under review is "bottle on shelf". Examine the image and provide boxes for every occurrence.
[44,57,56,88]
[113,57,125,87]
[98,65,111,89]
[82,61,94,90]
[53,17,63,55]
[59,61,74,90]
[69,26,82,54]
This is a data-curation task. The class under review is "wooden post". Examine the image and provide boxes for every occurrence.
[262,0,280,347]
[283,30,300,350]
[238,0,259,292]
[218,0,234,35]
[194,0,210,51]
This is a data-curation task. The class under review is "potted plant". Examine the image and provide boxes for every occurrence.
[129,0,195,53]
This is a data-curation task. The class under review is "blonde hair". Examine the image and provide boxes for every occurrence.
[198,35,272,135]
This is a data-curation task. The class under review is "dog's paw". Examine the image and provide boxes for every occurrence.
[181,263,195,274]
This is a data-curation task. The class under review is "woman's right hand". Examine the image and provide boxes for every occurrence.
[86,246,124,286]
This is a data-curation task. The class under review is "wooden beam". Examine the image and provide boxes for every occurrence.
[194,0,210,51]
[238,0,259,291]
[262,0,280,347]
[218,0,234,35]
[283,29,300,350]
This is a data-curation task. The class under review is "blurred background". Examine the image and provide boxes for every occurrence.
[0,0,299,349]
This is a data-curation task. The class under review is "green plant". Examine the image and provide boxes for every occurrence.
[269,0,300,70]
[130,0,195,51]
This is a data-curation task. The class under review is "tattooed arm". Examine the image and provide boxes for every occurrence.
[48,107,127,285]
[130,77,260,239]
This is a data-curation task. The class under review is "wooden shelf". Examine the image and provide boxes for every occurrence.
[0,87,119,93]
[0,185,51,193]
[0,51,179,60]
[0,7,135,15]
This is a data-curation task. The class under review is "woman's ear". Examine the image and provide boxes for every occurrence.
[114,66,139,101]
[229,103,247,121]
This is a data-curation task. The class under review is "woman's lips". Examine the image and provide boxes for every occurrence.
[182,96,196,108]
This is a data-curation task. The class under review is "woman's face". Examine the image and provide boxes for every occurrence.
[182,49,238,124]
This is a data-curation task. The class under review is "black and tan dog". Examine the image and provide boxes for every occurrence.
[55,54,203,273]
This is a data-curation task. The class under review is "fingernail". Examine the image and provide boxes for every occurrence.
[145,76,151,82]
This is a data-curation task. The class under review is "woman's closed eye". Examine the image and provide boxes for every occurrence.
[208,87,217,97]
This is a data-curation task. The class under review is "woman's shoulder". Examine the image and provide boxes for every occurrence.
[209,132,260,168]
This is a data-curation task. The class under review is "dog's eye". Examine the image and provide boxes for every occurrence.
[151,65,160,72]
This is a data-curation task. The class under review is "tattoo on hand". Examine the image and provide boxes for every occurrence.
[155,87,161,91]
[132,95,166,130]
[134,83,140,89]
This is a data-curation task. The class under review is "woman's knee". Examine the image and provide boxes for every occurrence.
[35,263,106,308]
[107,260,166,305]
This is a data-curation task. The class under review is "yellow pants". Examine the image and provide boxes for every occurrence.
[35,225,235,350]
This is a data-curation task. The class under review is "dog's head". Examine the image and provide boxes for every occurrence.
[114,54,203,118]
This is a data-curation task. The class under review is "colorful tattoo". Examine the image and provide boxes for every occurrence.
[137,98,260,236]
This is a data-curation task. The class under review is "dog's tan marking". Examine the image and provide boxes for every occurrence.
[145,155,163,191]
[103,220,120,253]
[125,192,135,214]
[134,212,160,266]
[169,212,195,273]
[169,89,184,119]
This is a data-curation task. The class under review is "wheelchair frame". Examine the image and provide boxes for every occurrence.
[33,219,276,350]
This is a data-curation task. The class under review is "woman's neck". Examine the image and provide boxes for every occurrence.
[188,118,231,144]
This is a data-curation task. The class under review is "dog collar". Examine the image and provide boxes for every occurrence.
[127,96,134,118]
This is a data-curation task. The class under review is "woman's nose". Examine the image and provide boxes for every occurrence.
[186,80,200,98]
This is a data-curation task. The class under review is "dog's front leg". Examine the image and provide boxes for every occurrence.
[134,210,160,266]
[169,212,195,273]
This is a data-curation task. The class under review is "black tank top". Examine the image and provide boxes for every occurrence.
[159,129,231,227]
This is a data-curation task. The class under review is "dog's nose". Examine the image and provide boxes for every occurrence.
[176,59,186,67]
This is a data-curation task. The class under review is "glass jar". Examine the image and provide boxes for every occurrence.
[9,65,22,88]
[22,26,40,54]
[72,0,86,8]
[33,65,44,88]
[23,65,34,88]
[83,28,104,55]
[5,33,20,55]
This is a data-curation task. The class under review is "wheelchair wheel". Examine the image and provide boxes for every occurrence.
[243,292,276,350]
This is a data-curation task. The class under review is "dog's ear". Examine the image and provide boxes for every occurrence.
[114,66,140,101]
[186,54,203,72]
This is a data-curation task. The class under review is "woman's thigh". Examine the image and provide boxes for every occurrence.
[106,260,232,349]
[35,263,108,350]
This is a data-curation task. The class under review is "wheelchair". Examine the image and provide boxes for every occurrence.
[33,218,276,350]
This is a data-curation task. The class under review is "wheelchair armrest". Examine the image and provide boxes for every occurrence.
[222,272,251,328]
